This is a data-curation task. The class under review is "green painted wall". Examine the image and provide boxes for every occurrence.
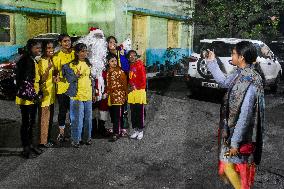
[62,0,89,36]
[113,0,194,48]
[62,0,193,48]
[88,0,115,37]
[0,0,60,10]
[14,13,27,45]
[1,0,63,45]
[62,0,115,37]
[180,24,190,49]
[148,17,167,48]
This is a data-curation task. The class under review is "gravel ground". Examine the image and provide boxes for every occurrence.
[0,78,283,189]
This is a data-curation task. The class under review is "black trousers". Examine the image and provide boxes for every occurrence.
[110,105,123,135]
[20,104,37,148]
[130,104,145,129]
[57,94,70,127]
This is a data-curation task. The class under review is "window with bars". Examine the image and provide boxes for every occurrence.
[0,13,14,44]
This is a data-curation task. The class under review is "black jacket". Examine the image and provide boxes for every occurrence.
[16,55,36,89]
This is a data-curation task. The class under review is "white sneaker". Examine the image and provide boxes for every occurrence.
[137,131,144,140]
[130,130,139,139]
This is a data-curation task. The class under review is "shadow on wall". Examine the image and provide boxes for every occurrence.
[146,48,192,77]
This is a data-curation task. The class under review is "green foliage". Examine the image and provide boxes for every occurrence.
[181,0,284,43]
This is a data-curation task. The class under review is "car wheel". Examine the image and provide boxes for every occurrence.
[270,72,281,93]
[197,57,226,79]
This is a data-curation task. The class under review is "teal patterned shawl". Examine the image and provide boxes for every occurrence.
[224,65,265,165]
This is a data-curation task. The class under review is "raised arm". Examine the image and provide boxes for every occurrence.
[207,59,238,88]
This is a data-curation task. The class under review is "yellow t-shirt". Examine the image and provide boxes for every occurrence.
[53,50,75,94]
[15,60,40,105]
[38,58,56,107]
[69,61,92,101]
[128,89,147,104]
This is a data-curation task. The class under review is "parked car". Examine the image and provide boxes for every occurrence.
[0,53,21,99]
[268,39,284,80]
[185,38,282,94]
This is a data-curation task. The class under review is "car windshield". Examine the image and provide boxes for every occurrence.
[268,42,284,59]
[199,41,235,57]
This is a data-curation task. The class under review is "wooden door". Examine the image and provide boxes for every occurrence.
[167,20,180,48]
[132,14,147,64]
[27,16,51,39]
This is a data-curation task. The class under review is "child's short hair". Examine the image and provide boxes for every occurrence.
[58,33,70,42]
[127,50,138,59]
[41,40,54,57]
[106,53,117,62]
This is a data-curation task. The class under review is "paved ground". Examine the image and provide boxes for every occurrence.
[0,78,283,188]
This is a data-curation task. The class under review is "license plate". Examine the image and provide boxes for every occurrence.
[202,82,219,88]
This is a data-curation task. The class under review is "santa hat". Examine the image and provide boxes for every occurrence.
[89,27,104,36]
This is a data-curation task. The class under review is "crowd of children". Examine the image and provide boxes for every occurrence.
[15,32,147,158]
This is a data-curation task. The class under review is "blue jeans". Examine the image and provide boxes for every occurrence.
[70,100,92,143]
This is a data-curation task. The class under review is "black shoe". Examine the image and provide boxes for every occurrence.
[71,142,80,148]
[57,134,64,142]
[85,139,92,145]
[109,134,119,142]
[21,151,38,159]
[79,141,84,145]
[31,147,43,155]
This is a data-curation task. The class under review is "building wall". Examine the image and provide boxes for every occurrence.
[62,0,89,36]
[113,0,194,74]
[0,0,64,61]
[88,0,115,37]
[62,0,116,37]
[58,0,194,75]
[148,17,167,48]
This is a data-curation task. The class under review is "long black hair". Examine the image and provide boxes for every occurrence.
[16,39,41,87]
[106,36,117,44]
[73,43,91,66]
[25,39,41,56]
[106,36,118,52]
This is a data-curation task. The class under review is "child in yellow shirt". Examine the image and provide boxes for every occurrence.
[38,41,56,148]
[53,34,75,142]
[63,43,93,148]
